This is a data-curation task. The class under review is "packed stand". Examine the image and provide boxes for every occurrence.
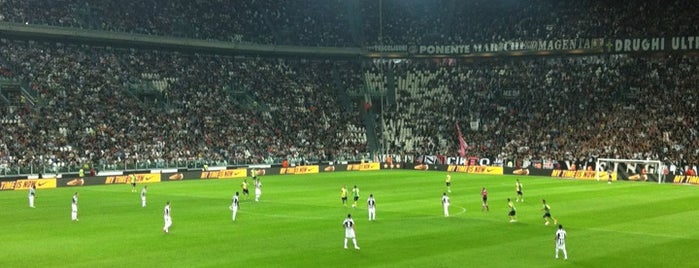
[370,54,699,168]
[0,39,367,174]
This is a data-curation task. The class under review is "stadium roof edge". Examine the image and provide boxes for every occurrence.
[0,22,364,58]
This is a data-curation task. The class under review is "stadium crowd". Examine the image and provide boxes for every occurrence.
[373,54,699,169]
[0,0,697,174]
[1,0,698,46]
[0,39,367,173]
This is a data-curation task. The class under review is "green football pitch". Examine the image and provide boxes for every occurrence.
[2,170,698,268]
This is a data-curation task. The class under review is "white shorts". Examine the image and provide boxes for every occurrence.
[72,204,78,212]
[345,229,356,239]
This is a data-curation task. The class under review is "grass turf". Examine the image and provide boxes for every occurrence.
[1,170,698,268]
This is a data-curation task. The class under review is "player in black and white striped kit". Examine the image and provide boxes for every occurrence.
[342,214,360,250]
[254,178,262,202]
[71,192,79,221]
[28,184,36,208]
[163,201,172,233]
[555,225,568,260]
[141,186,147,207]
[442,192,450,217]
[230,192,240,221]
[367,194,376,221]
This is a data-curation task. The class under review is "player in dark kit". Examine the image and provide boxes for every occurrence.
[507,198,517,222]
[481,187,489,212]
[130,174,137,192]
[241,179,250,200]
[351,185,360,208]
[515,179,524,202]
[542,199,558,226]
[341,185,348,207]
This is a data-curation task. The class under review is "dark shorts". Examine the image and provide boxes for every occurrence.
[482,196,488,202]
[516,190,523,195]
[446,182,451,187]
[342,197,347,202]
[508,210,516,216]
[353,196,359,201]
[543,212,551,218]
[131,182,136,187]
[243,189,249,195]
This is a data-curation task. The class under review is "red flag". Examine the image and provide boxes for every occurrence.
[455,122,467,157]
